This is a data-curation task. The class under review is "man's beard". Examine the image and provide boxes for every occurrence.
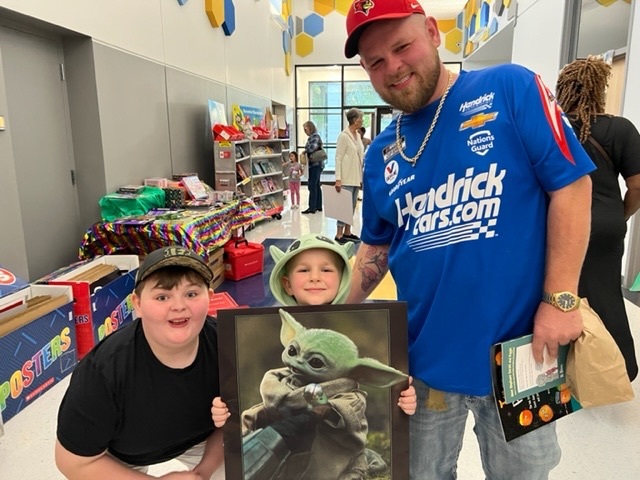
[375,53,442,114]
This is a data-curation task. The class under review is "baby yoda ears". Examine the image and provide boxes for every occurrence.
[349,360,408,389]
[279,308,303,346]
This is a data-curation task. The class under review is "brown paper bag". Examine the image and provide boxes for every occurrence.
[566,299,634,408]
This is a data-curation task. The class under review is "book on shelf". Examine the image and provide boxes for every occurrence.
[235,145,247,158]
[266,178,277,191]
[491,335,581,442]
[260,178,271,192]
[259,160,271,174]
[252,163,262,175]
[236,163,248,180]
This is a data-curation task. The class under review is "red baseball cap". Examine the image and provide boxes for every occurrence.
[345,0,425,58]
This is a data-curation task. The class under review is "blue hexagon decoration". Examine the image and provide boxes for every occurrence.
[282,29,291,53]
[489,18,499,36]
[288,15,294,39]
[222,0,236,36]
[177,0,189,5]
[303,13,324,38]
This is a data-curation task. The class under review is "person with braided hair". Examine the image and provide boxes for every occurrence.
[556,56,640,381]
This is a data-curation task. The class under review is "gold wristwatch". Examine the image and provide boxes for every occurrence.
[542,291,580,312]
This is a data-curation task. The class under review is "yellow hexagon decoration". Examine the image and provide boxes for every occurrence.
[314,0,335,16]
[464,40,475,57]
[283,0,292,18]
[285,52,292,77]
[438,19,457,34]
[296,33,314,57]
[335,0,352,15]
[596,0,617,5]
[205,0,225,28]
[464,0,477,27]
[445,29,462,55]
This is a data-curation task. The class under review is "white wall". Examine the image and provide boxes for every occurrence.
[0,0,293,106]
[578,0,631,57]
[511,0,567,89]
[621,0,640,287]
[292,6,463,66]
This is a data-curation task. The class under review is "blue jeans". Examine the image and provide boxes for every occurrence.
[410,379,561,480]
[306,162,323,211]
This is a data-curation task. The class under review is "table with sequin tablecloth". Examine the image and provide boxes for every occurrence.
[79,198,266,261]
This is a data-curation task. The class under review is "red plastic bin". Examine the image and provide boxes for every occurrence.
[223,238,264,281]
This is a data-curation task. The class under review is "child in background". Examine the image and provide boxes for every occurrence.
[358,126,372,150]
[56,246,224,480]
[212,233,416,423]
[287,151,304,209]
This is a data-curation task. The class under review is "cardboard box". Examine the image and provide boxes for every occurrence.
[0,265,29,298]
[207,292,239,316]
[208,248,225,290]
[223,238,264,281]
[39,256,139,359]
[0,284,75,422]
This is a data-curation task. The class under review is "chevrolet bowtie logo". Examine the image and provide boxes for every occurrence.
[459,112,499,131]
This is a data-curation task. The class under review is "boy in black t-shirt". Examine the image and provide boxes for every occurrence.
[56,246,223,479]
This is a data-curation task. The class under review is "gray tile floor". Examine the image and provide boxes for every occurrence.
[1,189,639,479]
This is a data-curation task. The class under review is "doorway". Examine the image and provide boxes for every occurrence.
[0,25,81,280]
[376,107,394,138]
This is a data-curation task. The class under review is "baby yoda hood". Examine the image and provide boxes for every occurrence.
[269,234,355,306]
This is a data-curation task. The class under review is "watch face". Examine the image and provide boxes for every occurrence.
[556,293,576,310]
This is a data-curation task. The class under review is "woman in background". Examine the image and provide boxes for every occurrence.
[334,108,364,244]
[556,56,640,381]
[302,121,324,214]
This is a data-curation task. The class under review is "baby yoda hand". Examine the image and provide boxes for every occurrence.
[303,383,329,407]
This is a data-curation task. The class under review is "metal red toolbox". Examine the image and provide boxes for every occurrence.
[223,238,264,281]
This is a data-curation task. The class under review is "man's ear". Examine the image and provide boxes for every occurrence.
[425,16,442,47]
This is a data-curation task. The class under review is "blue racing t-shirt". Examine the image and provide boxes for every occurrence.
[361,64,595,395]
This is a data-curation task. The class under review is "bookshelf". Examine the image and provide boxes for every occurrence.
[213,138,288,219]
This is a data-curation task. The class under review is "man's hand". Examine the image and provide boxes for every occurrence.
[531,303,583,363]
[335,180,342,192]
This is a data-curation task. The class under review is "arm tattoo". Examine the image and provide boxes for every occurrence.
[355,245,389,293]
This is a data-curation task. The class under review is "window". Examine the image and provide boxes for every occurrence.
[295,63,461,172]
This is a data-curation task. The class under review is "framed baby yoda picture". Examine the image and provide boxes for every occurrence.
[217,302,410,480]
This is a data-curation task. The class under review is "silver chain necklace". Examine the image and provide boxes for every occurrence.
[395,71,454,166]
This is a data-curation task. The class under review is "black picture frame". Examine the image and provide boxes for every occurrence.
[216,302,409,480]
